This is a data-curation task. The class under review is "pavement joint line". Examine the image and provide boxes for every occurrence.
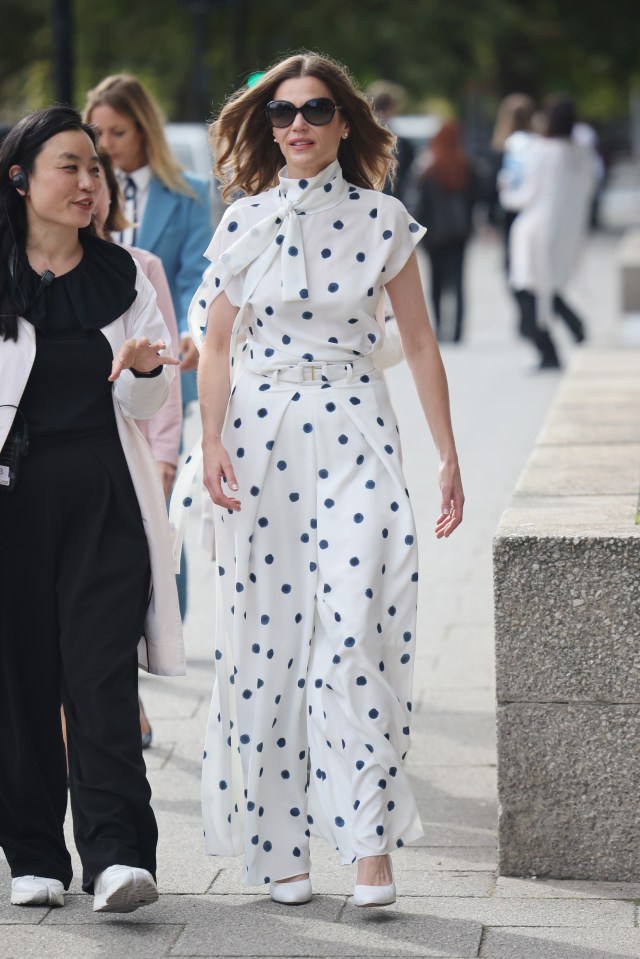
[166,922,187,957]
[205,868,223,893]
[477,924,488,957]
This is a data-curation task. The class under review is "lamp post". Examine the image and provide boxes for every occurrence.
[179,0,222,120]
[179,0,250,119]
[52,0,73,104]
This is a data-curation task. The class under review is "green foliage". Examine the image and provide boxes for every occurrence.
[0,0,636,125]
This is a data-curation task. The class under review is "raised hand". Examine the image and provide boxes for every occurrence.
[108,337,180,382]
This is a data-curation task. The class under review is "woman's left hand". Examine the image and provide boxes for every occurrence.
[435,459,465,538]
[108,337,180,382]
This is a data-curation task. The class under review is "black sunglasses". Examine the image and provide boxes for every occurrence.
[266,98,342,128]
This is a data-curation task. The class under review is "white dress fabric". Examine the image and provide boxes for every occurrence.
[508,138,596,297]
[192,160,426,886]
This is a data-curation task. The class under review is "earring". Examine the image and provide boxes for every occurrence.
[342,133,349,140]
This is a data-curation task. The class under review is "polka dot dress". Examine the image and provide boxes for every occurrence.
[195,161,426,885]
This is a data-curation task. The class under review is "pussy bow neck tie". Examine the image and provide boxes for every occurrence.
[211,159,349,303]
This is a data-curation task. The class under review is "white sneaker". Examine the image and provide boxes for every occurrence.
[11,876,65,907]
[93,865,158,913]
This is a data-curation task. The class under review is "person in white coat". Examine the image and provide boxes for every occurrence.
[508,94,596,368]
[0,107,184,914]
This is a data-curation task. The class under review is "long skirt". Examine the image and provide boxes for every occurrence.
[201,362,424,885]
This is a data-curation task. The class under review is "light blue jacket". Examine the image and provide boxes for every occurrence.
[137,172,212,337]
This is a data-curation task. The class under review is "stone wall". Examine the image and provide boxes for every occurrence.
[493,348,640,880]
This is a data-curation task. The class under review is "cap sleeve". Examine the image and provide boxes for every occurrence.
[187,202,247,345]
[375,194,426,284]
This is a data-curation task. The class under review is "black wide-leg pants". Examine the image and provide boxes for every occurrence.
[0,432,158,892]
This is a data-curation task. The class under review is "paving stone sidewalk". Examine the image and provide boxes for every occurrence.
[3,231,637,958]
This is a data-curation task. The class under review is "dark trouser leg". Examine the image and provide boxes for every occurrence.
[515,290,561,368]
[451,242,466,342]
[514,289,537,341]
[427,249,443,336]
[0,455,72,886]
[552,293,586,342]
[58,439,158,893]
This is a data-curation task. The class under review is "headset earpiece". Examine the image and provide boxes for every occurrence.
[11,171,28,193]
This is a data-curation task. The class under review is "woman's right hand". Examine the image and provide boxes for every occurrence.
[203,440,241,512]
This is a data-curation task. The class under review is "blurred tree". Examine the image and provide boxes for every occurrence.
[0,0,636,142]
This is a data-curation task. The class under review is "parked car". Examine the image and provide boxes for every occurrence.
[388,114,441,157]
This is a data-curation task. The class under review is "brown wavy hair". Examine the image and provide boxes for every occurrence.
[212,51,397,202]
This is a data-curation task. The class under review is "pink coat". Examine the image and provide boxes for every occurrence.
[125,245,183,466]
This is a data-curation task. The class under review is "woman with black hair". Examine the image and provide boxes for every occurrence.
[0,106,183,912]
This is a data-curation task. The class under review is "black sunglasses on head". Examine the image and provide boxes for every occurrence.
[266,98,342,128]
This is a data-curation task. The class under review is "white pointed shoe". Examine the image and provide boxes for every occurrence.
[93,865,158,913]
[11,876,65,907]
[269,877,312,904]
[353,881,396,907]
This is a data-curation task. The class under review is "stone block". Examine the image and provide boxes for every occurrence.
[619,228,640,312]
[494,537,640,703]
[493,347,640,881]
[537,401,640,445]
[496,703,640,880]
[514,444,640,497]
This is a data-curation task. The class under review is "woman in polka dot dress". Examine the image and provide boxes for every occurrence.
[190,52,464,906]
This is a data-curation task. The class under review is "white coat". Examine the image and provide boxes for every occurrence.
[508,137,596,297]
[0,263,185,677]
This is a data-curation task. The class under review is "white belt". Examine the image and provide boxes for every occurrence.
[251,357,376,384]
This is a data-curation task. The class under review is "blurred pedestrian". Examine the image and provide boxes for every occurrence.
[84,73,213,618]
[508,94,596,369]
[494,94,539,339]
[494,94,537,276]
[184,50,464,908]
[0,106,183,912]
[414,120,476,342]
[367,80,414,201]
